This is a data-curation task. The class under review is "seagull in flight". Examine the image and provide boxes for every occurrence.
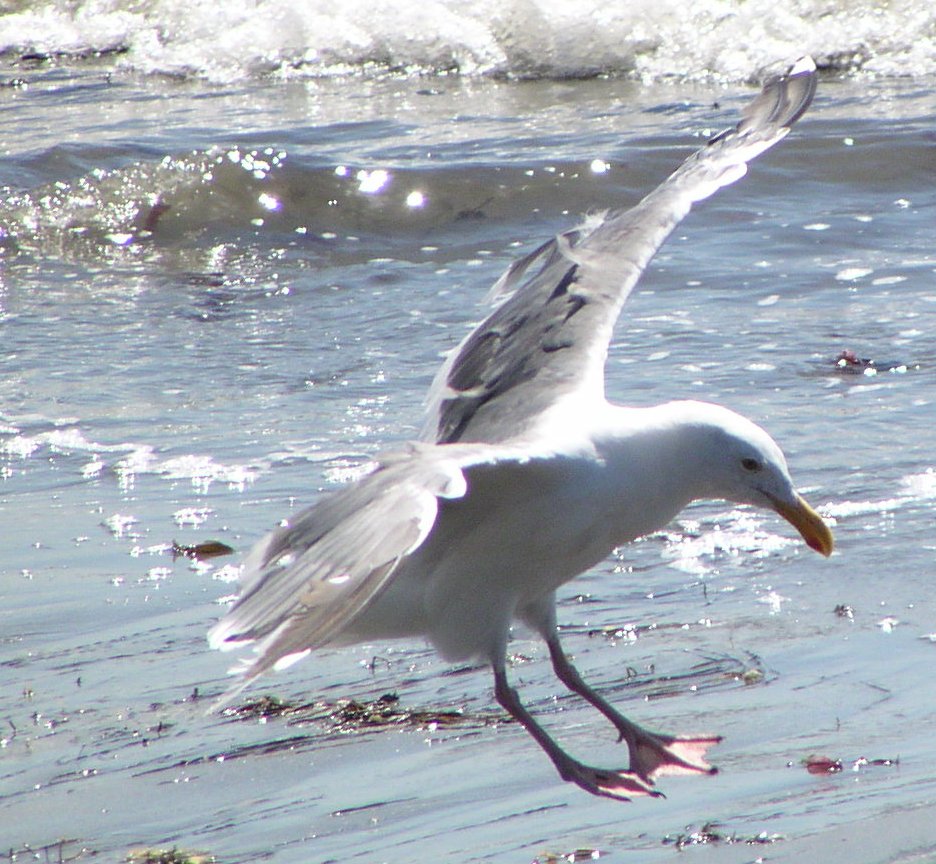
[209,56,832,801]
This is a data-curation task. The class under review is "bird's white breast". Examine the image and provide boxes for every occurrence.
[340,435,687,661]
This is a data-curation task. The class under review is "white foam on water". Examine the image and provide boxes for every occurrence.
[1,419,257,493]
[658,466,936,575]
[660,509,798,576]
[819,469,936,523]
[1,0,935,82]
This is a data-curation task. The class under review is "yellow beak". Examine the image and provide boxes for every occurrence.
[771,493,834,557]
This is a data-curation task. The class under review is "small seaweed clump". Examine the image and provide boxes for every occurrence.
[225,692,501,732]
[531,848,602,863]
[127,848,213,864]
[662,822,783,849]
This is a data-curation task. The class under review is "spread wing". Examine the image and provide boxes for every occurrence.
[207,443,509,701]
[422,56,817,445]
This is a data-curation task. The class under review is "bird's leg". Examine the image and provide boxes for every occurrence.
[492,660,662,801]
[545,635,721,783]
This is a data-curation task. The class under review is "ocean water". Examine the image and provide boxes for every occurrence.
[2,3,936,863]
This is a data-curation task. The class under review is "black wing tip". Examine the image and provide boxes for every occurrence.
[774,55,818,127]
[746,55,818,132]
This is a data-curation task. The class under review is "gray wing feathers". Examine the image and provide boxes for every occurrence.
[208,447,470,686]
[422,56,817,446]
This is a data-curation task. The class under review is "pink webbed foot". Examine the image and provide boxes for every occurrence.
[561,759,666,801]
[628,730,723,781]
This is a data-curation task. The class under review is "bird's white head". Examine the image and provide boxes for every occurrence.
[661,400,834,556]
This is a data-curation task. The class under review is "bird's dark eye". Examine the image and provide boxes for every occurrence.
[741,457,762,472]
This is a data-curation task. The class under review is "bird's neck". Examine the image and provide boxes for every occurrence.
[589,401,718,546]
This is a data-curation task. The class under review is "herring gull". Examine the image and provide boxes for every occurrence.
[208,56,832,801]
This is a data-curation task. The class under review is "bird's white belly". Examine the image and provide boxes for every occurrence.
[340,452,669,662]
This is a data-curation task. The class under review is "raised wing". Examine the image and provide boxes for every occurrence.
[207,443,502,698]
[422,56,817,445]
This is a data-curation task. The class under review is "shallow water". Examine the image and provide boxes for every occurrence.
[2,33,936,864]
